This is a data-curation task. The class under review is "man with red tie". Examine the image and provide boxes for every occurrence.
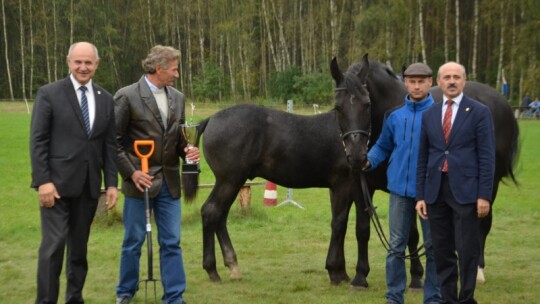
[415,62,495,304]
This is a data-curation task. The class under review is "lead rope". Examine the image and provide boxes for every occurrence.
[359,172,428,260]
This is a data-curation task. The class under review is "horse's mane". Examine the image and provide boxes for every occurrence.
[342,61,368,100]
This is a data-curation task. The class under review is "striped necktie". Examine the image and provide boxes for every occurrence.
[442,100,453,172]
[79,86,91,134]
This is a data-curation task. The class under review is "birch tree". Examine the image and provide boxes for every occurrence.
[2,0,14,99]
[470,0,479,80]
[454,0,460,62]
[18,0,28,111]
[496,1,506,92]
[417,0,426,64]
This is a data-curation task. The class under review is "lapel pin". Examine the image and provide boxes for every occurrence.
[466,107,470,112]
[97,91,101,95]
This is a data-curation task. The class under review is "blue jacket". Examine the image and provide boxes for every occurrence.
[367,93,434,198]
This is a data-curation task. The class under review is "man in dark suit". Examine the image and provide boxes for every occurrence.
[415,62,495,304]
[30,41,118,304]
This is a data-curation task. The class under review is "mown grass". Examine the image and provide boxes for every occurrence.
[0,102,538,303]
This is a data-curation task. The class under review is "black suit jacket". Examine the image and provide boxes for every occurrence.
[114,76,187,199]
[30,76,118,199]
[416,95,495,205]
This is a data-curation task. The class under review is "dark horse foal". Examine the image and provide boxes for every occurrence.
[190,55,374,287]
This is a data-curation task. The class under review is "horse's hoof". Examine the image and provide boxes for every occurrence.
[208,272,222,282]
[477,267,485,285]
[408,277,423,291]
[229,265,242,280]
[350,275,368,290]
[349,284,368,291]
[329,272,350,285]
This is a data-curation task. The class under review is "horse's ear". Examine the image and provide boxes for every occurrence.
[357,53,369,85]
[401,64,407,77]
[330,57,343,85]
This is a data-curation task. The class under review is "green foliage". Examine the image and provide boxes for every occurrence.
[192,62,229,101]
[268,66,301,101]
[293,72,334,105]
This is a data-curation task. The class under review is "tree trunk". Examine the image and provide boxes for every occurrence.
[330,0,338,56]
[41,0,51,83]
[19,0,27,102]
[28,0,34,99]
[268,0,291,70]
[70,0,73,45]
[454,0,460,62]
[2,0,14,100]
[417,0,426,64]
[444,0,449,62]
[226,33,237,99]
[496,1,505,91]
[174,1,184,92]
[299,0,306,74]
[52,0,58,81]
[102,0,120,88]
[186,3,194,99]
[470,0,478,80]
[146,0,155,46]
[197,0,205,75]
[262,0,280,71]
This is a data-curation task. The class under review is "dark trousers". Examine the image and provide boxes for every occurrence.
[427,175,480,304]
[36,181,98,304]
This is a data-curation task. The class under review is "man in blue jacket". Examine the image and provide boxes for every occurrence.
[365,63,441,304]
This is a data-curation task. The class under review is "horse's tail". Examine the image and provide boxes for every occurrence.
[182,117,211,203]
[507,117,520,185]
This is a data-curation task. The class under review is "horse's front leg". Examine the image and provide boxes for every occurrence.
[408,219,424,290]
[325,187,353,285]
[350,195,370,289]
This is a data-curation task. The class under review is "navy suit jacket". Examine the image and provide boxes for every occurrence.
[30,76,118,199]
[416,95,495,205]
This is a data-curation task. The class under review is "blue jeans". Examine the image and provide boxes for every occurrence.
[386,194,441,304]
[116,182,186,304]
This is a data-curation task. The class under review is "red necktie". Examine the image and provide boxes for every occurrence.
[442,100,453,172]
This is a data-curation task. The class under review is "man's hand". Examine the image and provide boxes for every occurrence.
[415,200,428,220]
[38,183,60,208]
[477,198,490,218]
[362,160,371,170]
[105,187,119,210]
[131,170,154,192]
[185,144,201,162]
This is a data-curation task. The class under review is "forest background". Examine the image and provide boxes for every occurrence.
[1,0,539,105]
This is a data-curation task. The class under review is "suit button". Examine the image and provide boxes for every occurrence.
[444,150,449,155]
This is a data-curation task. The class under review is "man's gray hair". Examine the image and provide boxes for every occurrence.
[142,45,181,74]
[67,42,100,59]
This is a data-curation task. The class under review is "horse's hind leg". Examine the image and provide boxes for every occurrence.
[201,181,244,282]
[216,207,242,280]
[408,219,424,290]
[477,208,492,284]
[326,186,353,285]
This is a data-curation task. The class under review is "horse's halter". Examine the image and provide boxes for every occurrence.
[334,87,372,145]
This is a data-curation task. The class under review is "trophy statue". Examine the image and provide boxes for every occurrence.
[180,122,200,174]
[181,102,200,174]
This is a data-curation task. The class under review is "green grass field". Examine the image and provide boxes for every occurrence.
[0,102,539,303]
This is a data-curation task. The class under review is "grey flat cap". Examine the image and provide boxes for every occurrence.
[403,63,432,77]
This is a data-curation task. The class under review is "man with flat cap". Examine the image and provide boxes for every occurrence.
[364,63,441,304]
